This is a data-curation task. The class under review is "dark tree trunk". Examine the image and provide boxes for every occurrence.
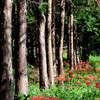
[67,0,71,61]
[52,0,56,80]
[15,0,28,96]
[47,0,54,85]
[67,0,74,70]
[58,0,65,85]
[74,23,80,64]
[0,0,13,100]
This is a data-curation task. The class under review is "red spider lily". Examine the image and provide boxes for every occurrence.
[59,74,65,78]
[86,76,93,80]
[87,61,91,64]
[31,95,61,100]
[80,60,83,62]
[71,74,76,77]
[64,61,67,63]
[77,81,81,84]
[67,77,71,80]
[31,95,46,100]
[57,77,66,81]
[85,80,91,85]
[89,66,93,71]
[96,67,100,71]
[95,82,100,88]
[57,74,66,81]
[78,75,83,79]
[97,61,100,63]
[47,96,61,100]
[92,76,98,79]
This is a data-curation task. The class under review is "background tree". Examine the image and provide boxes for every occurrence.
[58,0,65,85]
[38,0,49,89]
[0,0,13,100]
[15,0,28,96]
[47,0,54,85]
[52,0,57,81]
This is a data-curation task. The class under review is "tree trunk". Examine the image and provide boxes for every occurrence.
[58,0,65,85]
[52,0,56,81]
[38,1,49,88]
[67,0,74,70]
[47,0,54,85]
[74,23,80,64]
[67,0,71,62]
[0,0,13,100]
[70,2,74,69]
[15,0,28,96]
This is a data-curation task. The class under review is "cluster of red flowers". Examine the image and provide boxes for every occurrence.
[86,75,98,80]
[85,80,91,85]
[57,74,66,81]
[31,95,60,100]
[95,67,100,71]
[74,60,93,71]
[95,82,100,88]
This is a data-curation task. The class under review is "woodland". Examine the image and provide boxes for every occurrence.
[0,0,100,100]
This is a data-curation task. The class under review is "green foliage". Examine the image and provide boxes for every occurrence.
[27,9,35,23]
[39,2,49,13]
[13,0,17,7]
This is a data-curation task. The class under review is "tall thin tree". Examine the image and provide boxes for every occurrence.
[38,0,49,89]
[67,0,74,69]
[58,0,65,85]
[47,0,54,85]
[0,0,13,100]
[15,0,28,96]
[52,0,56,80]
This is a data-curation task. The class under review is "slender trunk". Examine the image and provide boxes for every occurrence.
[74,23,80,64]
[58,0,65,85]
[70,2,74,69]
[47,0,54,85]
[15,0,28,96]
[0,0,13,100]
[67,0,71,62]
[38,6,49,89]
[52,0,56,80]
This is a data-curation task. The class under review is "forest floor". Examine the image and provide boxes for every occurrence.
[17,55,100,100]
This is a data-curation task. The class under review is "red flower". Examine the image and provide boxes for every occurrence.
[47,96,60,100]
[31,95,46,100]
[95,82,100,88]
[78,75,83,79]
[85,80,91,85]
[59,74,65,78]
[31,95,61,100]
[57,74,66,81]
[92,76,98,79]
[87,61,91,64]
[77,81,81,84]
[96,67,100,71]
[67,77,71,80]
[71,74,76,77]
[86,76,93,80]
[89,66,93,70]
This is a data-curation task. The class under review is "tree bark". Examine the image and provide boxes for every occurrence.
[47,0,54,85]
[0,0,13,100]
[52,0,56,81]
[38,3,49,89]
[67,0,71,62]
[58,0,65,85]
[15,0,28,96]
[70,1,74,69]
